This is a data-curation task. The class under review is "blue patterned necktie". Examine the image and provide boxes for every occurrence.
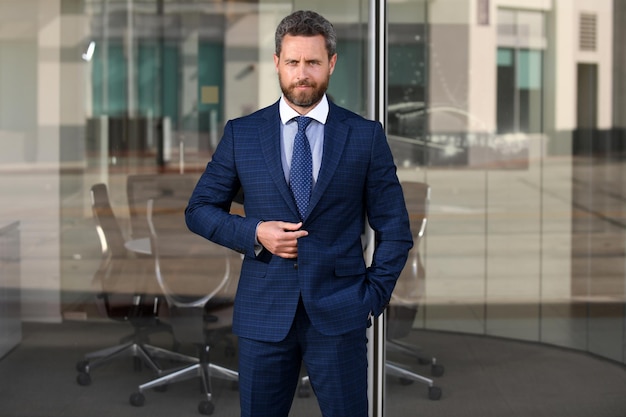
[290,116,313,220]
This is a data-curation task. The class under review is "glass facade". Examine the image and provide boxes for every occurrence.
[1,0,625,416]
[496,9,545,134]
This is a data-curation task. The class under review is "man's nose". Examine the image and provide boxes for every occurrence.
[296,63,309,79]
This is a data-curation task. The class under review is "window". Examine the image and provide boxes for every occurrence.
[496,9,546,134]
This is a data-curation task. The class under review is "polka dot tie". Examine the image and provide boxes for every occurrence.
[289,116,313,220]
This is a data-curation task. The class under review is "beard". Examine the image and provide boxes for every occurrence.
[279,74,328,109]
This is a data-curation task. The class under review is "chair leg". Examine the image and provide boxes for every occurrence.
[143,344,198,366]
[297,375,312,398]
[195,358,238,416]
[76,341,197,387]
[387,339,445,377]
[386,361,442,400]
[129,345,239,415]
[78,342,150,375]
[133,354,238,395]
[207,362,239,381]
[137,363,202,393]
[297,363,442,401]
[81,341,134,363]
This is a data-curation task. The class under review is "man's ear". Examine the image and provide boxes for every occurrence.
[273,54,280,72]
[328,53,337,75]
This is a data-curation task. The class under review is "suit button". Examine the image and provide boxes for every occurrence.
[294,263,298,269]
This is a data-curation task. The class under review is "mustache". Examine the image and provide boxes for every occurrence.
[293,81,314,88]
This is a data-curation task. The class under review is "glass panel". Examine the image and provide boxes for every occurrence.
[497,47,516,133]
[1,1,371,416]
[386,0,626,414]
[517,49,543,133]
[2,1,626,417]
[386,0,438,413]
[387,1,428,169]
[497,11,545,134]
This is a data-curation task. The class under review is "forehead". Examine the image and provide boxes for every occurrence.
[279,34,328,59]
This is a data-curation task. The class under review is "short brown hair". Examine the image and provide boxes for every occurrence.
[275,10,337,59]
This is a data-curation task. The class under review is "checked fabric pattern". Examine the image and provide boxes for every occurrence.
[289,116,313,220]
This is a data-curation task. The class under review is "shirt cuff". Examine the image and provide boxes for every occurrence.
[254,221,264,256]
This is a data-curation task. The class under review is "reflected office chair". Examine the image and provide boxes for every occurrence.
[126,173,199,241]
[129,196,238,416]
[385,181,443,400]
[76,183,190,386]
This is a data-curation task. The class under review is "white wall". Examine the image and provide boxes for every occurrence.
[0,0,62,322]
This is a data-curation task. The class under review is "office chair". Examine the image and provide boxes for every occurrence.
[129,196,238,416]
[385,181,443,400]
[126,173,199,241]
[76,183,193,387]
[297,181,443,401]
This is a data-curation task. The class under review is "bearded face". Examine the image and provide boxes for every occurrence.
[274,34,337,114]
[278,73,329,109]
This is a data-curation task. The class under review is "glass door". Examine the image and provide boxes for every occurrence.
[67,1,373,416]
[384,0,439,414]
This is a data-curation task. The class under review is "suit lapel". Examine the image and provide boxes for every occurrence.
[307,105,349,220]
[258,103,301,218]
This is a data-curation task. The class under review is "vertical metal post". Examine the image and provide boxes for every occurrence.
[368,0,387,125]
[156,0,166,169]
[126,0,135,116]
[367,1,387,416]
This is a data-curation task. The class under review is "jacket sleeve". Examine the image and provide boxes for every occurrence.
[364,122,414,317]
[185,120,261,258]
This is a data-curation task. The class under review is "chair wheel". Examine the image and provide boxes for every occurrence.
[129,392,145,407]
[76,372,91,386]
[198,400,215,415]
[428,386,442,400]
[76,360,89,372]
[431,364,444,377]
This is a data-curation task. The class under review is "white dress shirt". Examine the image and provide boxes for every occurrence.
[279,94,329,188]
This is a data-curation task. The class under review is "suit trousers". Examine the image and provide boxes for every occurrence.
[238,298,369,417]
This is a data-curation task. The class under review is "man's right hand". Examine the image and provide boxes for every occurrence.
[256,221,308,259]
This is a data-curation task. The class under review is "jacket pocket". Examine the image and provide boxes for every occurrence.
[334,256,367,277]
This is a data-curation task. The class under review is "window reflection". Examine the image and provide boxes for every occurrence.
[496,9,545,134]
[385,1,626,414]
[1,0,626,416]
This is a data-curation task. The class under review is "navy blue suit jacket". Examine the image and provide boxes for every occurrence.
[186,100,413,342]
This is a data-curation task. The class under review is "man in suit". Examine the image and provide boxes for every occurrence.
[185,10,412,417]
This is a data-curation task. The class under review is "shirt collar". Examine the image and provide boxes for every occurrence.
[279,94,329,125]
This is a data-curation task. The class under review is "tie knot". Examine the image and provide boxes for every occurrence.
[295,116,312,133]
